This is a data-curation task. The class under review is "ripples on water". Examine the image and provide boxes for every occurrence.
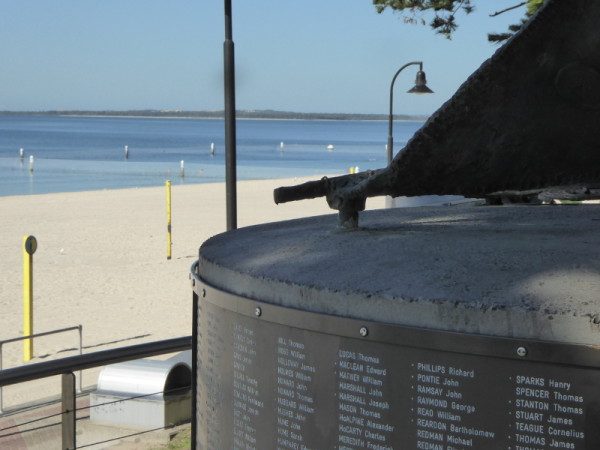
[0,115,425,197]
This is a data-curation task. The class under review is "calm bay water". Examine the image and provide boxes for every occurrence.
[0,115,424,197]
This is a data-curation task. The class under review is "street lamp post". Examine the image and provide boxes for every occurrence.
[386,62,433,208]
[387,61,433,166]
[224,0,237,231]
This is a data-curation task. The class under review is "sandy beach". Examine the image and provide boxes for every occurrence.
[0,176,385,406]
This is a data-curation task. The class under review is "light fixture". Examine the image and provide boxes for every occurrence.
[386,61,433,208]
[408,70,434,94]
[387,61,433,166]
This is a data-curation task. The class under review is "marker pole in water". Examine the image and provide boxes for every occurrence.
[166,181,172,260]
[23,235,37,361]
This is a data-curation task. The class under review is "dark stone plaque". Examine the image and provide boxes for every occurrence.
[194,278,600,450]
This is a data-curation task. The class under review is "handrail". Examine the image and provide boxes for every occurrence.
[0,336,191,387]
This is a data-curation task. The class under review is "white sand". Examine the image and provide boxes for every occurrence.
[0,177,385,403]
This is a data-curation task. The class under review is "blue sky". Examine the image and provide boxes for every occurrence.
[1,1,526,115]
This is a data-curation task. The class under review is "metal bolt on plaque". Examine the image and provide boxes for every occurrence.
[516,346,528,357]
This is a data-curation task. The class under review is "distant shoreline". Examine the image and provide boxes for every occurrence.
[0,109,429,122]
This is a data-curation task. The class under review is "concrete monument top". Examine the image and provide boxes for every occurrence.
[200,204,600,345]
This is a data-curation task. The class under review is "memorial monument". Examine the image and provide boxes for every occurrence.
[275,0,600,227]
[192,0,600,448]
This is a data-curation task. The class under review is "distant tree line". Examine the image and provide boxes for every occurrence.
[0,109,429,122]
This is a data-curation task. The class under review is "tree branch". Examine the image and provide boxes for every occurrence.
[452,0,467,15]
[489,2,526,17]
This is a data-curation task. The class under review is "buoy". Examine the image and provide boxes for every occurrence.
[327,144,334,151]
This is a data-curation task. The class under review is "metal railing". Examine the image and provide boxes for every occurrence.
[0,336,191,449]
[0,325,83,413]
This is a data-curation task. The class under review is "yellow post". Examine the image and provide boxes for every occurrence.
[166,180,172,260]
[23,235,37,361]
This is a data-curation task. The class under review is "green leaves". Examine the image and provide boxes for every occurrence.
[526,0,546,17]
[372,0,473,39]
[372,0,547,42]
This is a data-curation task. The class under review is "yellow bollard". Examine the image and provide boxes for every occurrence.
[23,235,37,361]
[166,180,172,260]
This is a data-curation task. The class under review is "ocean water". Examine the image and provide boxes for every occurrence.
[0,115,425,197]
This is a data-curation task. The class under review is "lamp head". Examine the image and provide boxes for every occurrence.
[408,70,434,94]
